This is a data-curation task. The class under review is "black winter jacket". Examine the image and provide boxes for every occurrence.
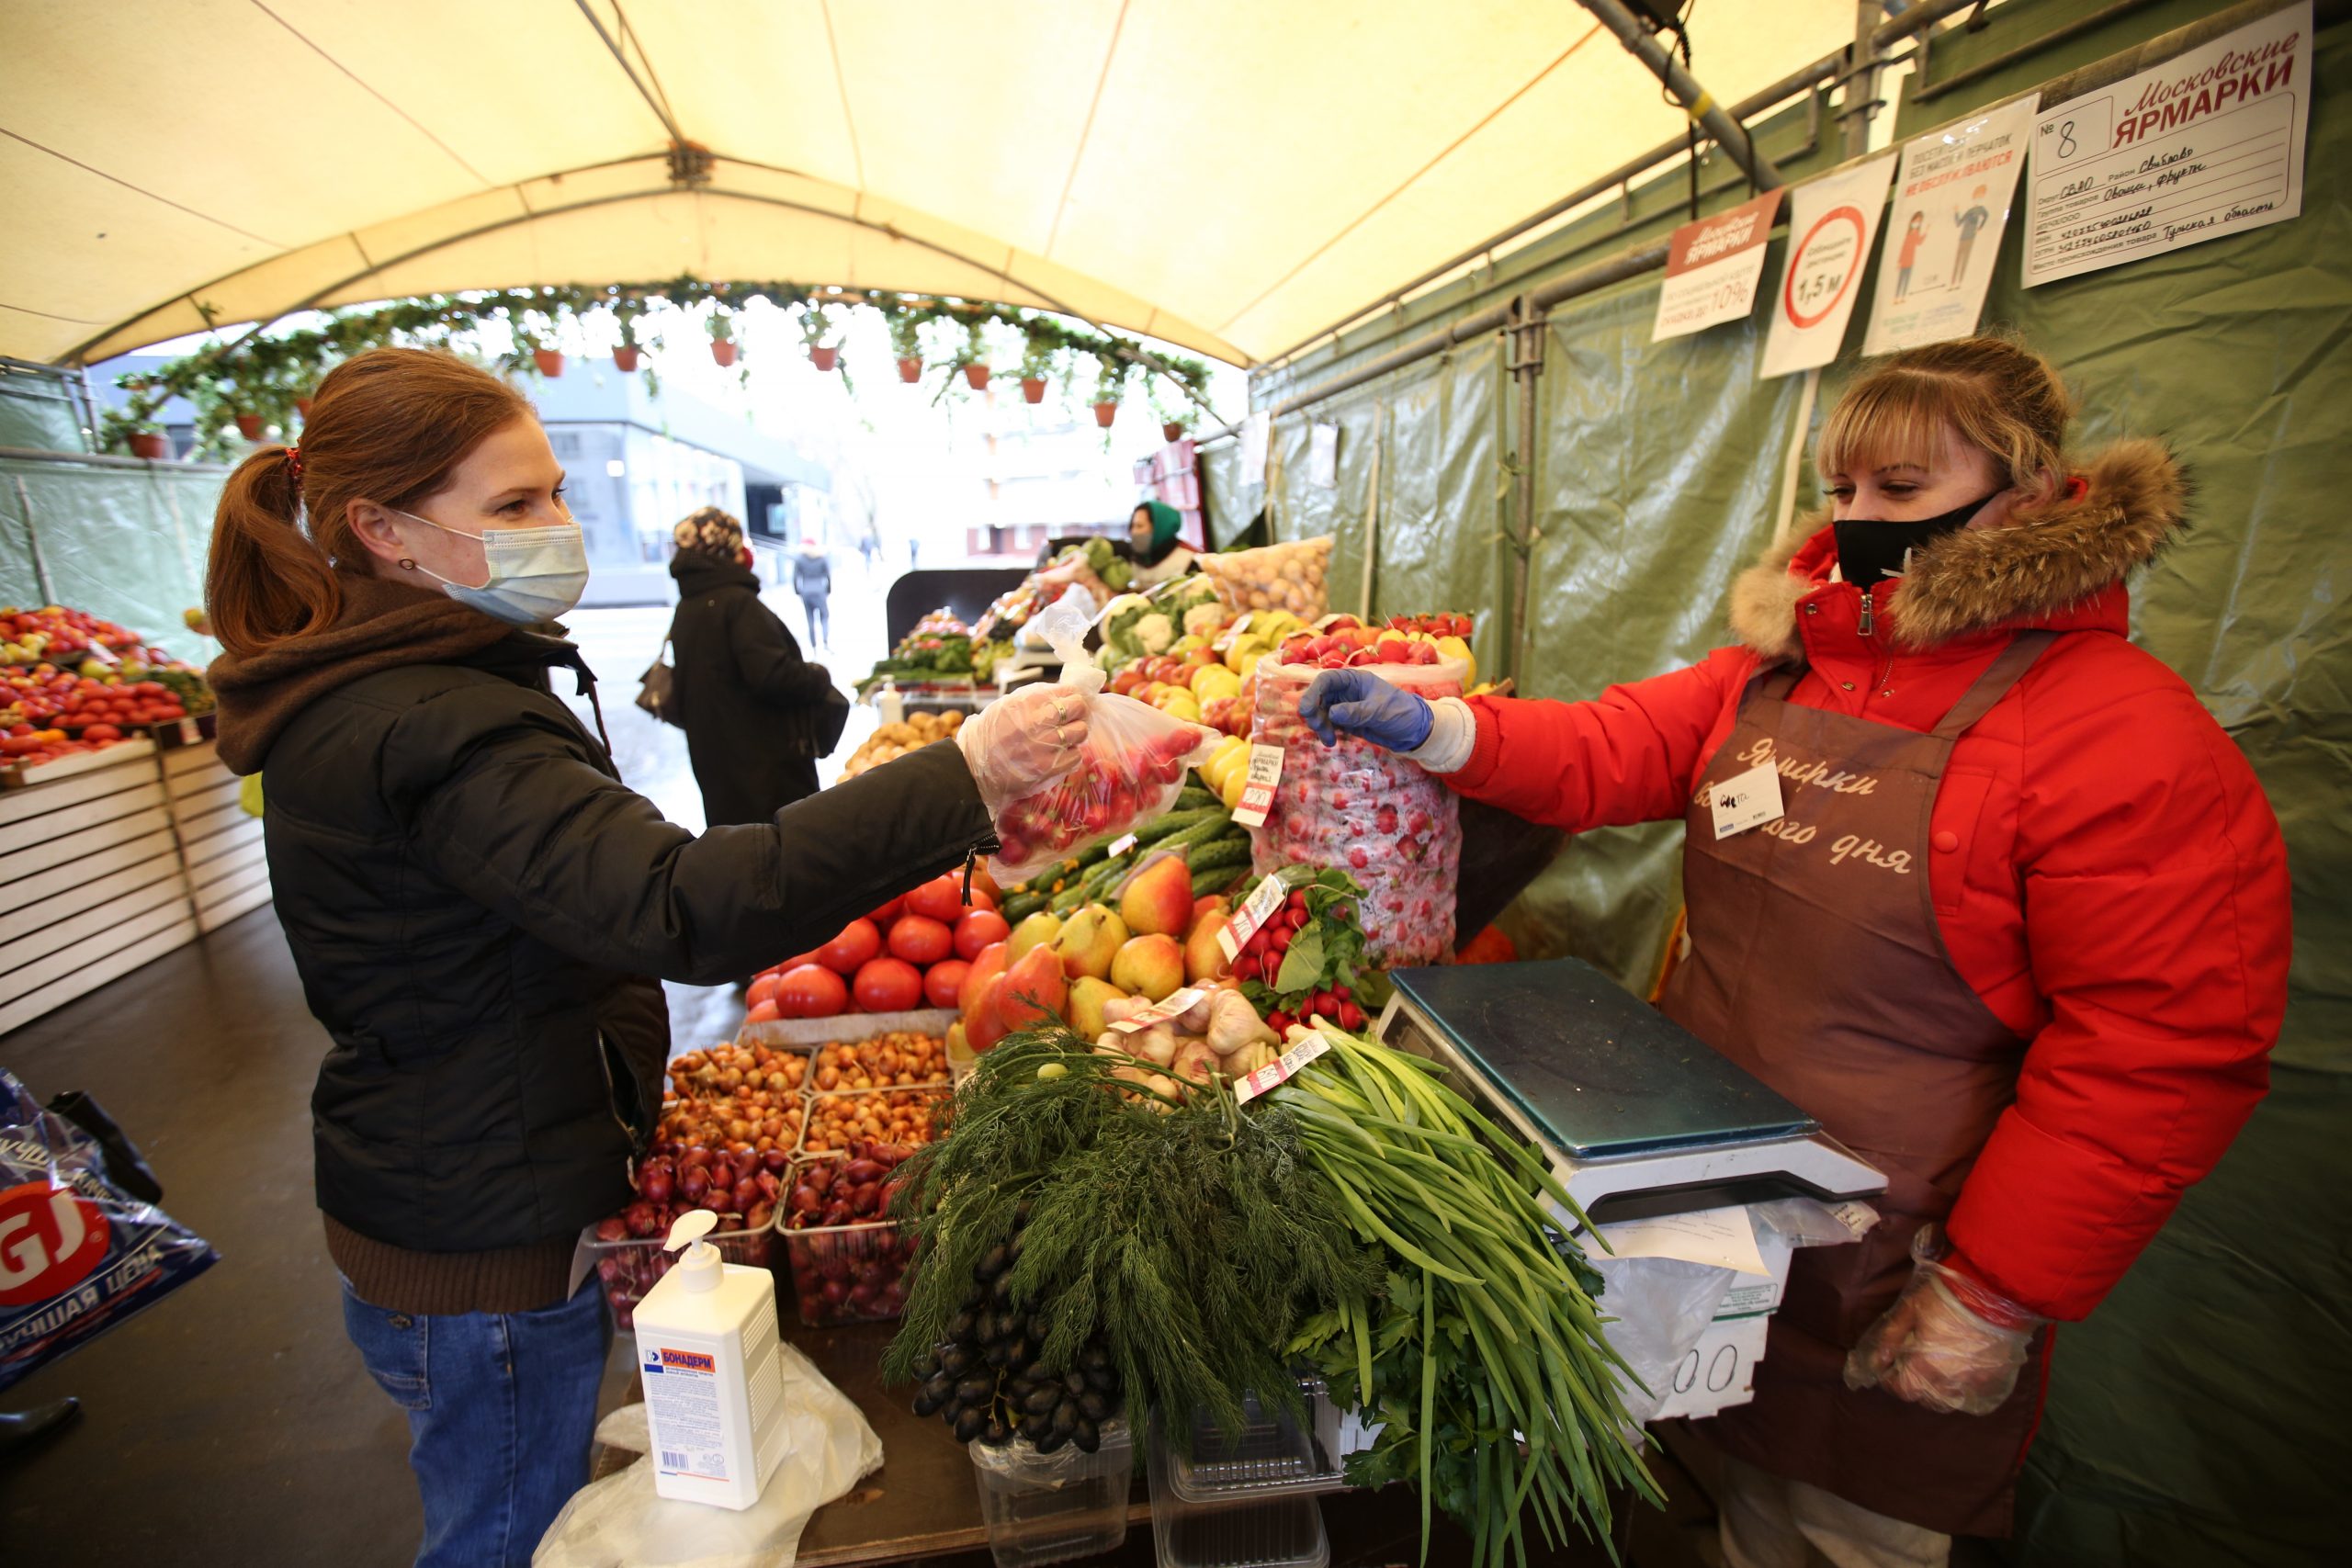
[668,552,833,825]
[215,578,994,1255]
[791,553,831,597]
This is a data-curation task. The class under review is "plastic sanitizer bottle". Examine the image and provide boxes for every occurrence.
[632,1210,790,1509]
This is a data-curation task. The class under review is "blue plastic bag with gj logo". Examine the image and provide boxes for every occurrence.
[0,1070,218,1393]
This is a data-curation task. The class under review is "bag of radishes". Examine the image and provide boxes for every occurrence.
[1247,657,1467,966]
[0,1071,220,1393]
[985,604,1219,882]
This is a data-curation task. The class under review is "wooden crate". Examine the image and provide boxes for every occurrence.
[0,744,195,1035]
[163,742,273,933]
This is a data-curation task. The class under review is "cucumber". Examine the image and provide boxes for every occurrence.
[1160,814,1234,852]
[1185,837,1253,874]
[1133,807,1220,847]
[1193,865,1250,900]
[1171,786,1217,813]
[1049,882,1091,916]
[1001,891,1048,924]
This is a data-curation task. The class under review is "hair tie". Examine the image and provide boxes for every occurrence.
[2064,475,2087,502]
[284,445,304,485]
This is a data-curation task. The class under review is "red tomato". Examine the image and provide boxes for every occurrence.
[778,949,822,974]
[774,964,848,1018]
[923,959,970,1009]
[902,874,966,924]
[867,895,906,926]
[953,908,1012,961]
[852,956,923,1014]
[82,724,121,742]
[817,919,882,976]
[744,999,782,1024]
[887,914,953,966]
[746,973,784,1010]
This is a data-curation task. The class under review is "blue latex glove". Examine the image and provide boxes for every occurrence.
[1299,670,1434,751]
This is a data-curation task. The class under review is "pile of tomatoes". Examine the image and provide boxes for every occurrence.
[748,870,1012,1021]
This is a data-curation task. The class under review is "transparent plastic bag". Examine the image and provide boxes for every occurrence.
[988,604,1219,882]
[1195,536,1333,619]
[0,1070,220,1393]
[1247,657,1468,965]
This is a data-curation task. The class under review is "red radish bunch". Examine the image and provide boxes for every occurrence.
[1228,888,1368,1032]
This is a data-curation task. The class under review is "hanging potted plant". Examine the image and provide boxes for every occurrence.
[129,428,169,460]
[888,304,926,382]
[1017,331,1054,404]
[1091,352,1127,429]
[534,345,567,378]
[801,300,838,371]
[234,412,266,441]
[708,310,739,367]
[611,294,647,373]
[295,396,315,420]
[958,319,993,390]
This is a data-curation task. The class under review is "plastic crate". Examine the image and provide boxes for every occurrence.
[967,1417,1134,1568]
[583,1209,775,1332]
[1145,1420,1329,1568]
[797,1083,951,1158]
[779,1215,913,1327]
[1155,1379,1344,1504]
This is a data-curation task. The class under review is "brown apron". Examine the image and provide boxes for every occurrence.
[1662,633,2054,1538]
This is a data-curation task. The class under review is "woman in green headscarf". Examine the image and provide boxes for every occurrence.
[1125,500,1196,588]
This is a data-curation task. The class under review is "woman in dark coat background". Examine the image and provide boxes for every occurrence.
[667,508,834,825]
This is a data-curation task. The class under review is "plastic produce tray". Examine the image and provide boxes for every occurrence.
[1145,1422,1329,1568]
[1154,1379,1344,1504]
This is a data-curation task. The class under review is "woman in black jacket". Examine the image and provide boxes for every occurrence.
[667,508,835,825]
[202,349,1084,1568]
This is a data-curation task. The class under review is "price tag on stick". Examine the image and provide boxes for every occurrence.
[1230,744,1284,829]
[1233,1032,1335,1106]
[1219,867,1296,962]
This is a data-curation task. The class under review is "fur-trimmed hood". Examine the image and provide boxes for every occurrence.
[1727,437,2185,660]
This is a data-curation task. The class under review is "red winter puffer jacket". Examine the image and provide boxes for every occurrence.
[1448,439,2290,1320]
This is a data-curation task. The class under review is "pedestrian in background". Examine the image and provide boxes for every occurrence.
[670,508,836,826]
[792,536,832,647]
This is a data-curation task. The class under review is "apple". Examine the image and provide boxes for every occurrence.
[1110,933,1185,1001]
[1052,903,1128,980]
[1117,854,1195,938]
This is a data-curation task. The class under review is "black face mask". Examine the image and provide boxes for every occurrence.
[1832,493,1997,591]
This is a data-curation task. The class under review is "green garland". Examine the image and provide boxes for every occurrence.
[100,278,1217,457]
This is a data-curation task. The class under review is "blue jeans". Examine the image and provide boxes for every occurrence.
[342,1280,611,1568]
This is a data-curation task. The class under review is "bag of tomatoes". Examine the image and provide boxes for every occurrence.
[982,604,1218,883]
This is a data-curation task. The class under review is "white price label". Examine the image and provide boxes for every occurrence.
[1219,867,1295,962]
[177,717,201,745]
[1106,831,1137,857]
[1229,743,1284,829]
[1106,986,1210,1034]
[1234,1032,1334,1105]
[1709,761,1785,839]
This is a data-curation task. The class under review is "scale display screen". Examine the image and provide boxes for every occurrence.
[1387,959,1815,1159]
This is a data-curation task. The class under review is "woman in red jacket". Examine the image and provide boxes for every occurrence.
[1302,337,2290,1563]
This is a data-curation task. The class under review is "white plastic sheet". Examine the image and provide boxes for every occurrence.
[534,1340,883,1568]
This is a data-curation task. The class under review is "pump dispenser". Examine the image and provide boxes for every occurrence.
[632,1210,790,1509]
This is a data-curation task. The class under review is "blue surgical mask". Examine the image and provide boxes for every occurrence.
[396,509,589,626]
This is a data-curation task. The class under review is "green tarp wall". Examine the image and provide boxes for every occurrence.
[1206,3,2346,1561]
[0,363,222,663]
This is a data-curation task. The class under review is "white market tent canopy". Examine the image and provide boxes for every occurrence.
[2,0,1862,369]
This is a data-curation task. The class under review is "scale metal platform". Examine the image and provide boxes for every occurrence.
[1375,958,1883,1227]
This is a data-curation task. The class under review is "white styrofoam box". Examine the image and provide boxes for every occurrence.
[735,1008,959,1050]
[1654,1314,1771,1421]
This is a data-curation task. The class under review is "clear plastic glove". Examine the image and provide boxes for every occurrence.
[1299,669,1434,751]
[1845,1226,2042,1416]
[955,682,1091,814]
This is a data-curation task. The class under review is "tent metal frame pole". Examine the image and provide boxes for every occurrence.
[0,445,229,473]
[1872,0,1990,48]
[1845,3,1888,158]
[1573,0,1785,188]
[11,476,54,604]
[1505,297,1544,688]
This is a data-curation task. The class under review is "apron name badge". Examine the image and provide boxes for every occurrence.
[1709,761,1786,839]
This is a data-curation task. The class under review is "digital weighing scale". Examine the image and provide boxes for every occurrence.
[1375,958,1884,1228]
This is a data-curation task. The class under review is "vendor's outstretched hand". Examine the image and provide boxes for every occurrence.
[1845,1228,2041,1416]
[956,683,1090,810]
[1299,670,1434,751]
